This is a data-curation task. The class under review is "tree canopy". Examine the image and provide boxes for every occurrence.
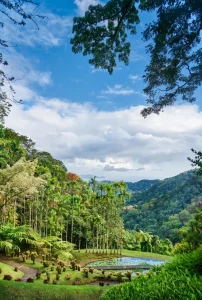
[71,0,202,116]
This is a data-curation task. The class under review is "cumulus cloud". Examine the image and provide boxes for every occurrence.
[130,51,146,62]
[75,0,101,15]
[102,85,135,96]
[103,165,134,172]
[129,74,141,82]
[5,97,201,181]
[101,84,146,97]
[80,174,106,180]
[1,12,72,47]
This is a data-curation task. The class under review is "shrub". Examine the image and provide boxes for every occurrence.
[43,261,49,268]
[100,269,202,300]
[70,259,76,271]
[56,274,60,280]
[115,272,123,282]
[26,277,34,283]
[125,270,132,282]
[99,281,105,287]
[30,252,38,264]
[83,268,89,278]
[58,260,65,268]
[3,275,12,280]
[56,265,62,274]
[46,272,50,281]
[43,279,49,284]
[52,279,57,284]
[164,247,202,275]
[65,274,71,280]
[72,277,81,285]
[22,253,27,262]
[36,271,41,279]
[15,278,23,282]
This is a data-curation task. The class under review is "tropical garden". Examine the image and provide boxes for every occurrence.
[1,0,202,299]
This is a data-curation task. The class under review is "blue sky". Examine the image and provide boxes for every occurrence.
[3,0,202,182]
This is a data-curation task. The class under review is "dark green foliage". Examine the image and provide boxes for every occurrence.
[126,179,160,192]
[101,269,202,300]
[164,247,202,276]
[71,0,139,75]
[175,208,202,252]
[189,149,202,176]
[184,209,202,249]
[71,0,202,115]
[123,170,202,242]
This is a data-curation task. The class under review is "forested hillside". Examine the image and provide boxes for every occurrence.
[126,180,160,192]
[123,171,202,243]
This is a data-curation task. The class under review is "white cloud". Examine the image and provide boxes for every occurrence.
[130,51,146,62]
[1,12,72,47]
[129,74,141,82]
[102,85,135,96]
[5,98,202,181]
[74,0,100,15]
[101,84,146,97]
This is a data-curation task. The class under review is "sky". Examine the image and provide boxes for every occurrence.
[2,0,202,182]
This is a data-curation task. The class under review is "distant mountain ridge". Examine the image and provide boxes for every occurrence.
[123,170,202,243]
[101,179,160,192]
[126,179,160,192]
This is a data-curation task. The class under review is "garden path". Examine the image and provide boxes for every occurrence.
[0,257,36,281]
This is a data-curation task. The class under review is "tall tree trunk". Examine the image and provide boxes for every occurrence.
[65,223,68,242]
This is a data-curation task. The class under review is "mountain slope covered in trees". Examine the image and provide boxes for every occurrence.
[126,180,160,192]
[123,170,202,243]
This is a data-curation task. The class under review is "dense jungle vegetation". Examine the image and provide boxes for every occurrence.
[123,171,202,243]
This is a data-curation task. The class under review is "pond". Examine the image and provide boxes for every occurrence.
[87,257,165,277]
[87,257,165,268]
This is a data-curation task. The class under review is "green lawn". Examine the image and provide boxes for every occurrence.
[0,262,24,280]
[0,250,172,300]
[121,249,173,261]
[72,249,173,264]
[0,280,107,300]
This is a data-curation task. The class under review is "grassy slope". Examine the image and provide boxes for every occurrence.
[0,281,106,300]
[0,250,172,300]
[73,249,173,264]
[0,262,24,280]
